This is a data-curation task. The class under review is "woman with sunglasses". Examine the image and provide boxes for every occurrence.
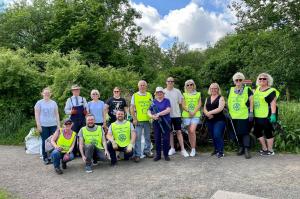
[87,89,106,128]
[203,83,226,158]
[228,72,253,159]
[182,79,202,157]
[253,73,279,156]
[50,119,76,174]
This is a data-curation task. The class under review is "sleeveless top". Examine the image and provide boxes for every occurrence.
[205,95,225,121]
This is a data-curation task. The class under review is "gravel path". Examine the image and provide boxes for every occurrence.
[0,145,299,199]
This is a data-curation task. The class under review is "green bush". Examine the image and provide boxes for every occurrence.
[275,102,300,153]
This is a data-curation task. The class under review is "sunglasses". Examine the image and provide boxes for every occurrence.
[187,84,194,87]
[259,78,267,80]
[92,93,98,95]
[114,91,120,93]
[235,79,243,82]
[65,122,72,125]
[167,80,174,83]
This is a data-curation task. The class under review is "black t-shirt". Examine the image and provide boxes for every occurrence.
[262,88,276,117]
[205,95,225,121]
[105,97,127,122]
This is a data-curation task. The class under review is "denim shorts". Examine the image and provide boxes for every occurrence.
[183,117,200,126]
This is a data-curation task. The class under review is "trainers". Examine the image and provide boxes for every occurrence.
[55,168,63,175]
[190,149,196,157]
[164,156,170,161]
[210,150,218,156]
[62,161,67,169]
[85,166,93,173]
[217,153,224,158]
[92,160,98,166]
[168,148,176,156]
[181,150,189,157]
[237,147,244,156]
[267,150,275,156]
[43,158,50,165]
[144,152,154,158]
[153,157,161,161]
[133,156,140,163]
[260,150,269,156]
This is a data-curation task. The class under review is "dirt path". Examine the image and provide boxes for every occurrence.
[0,145,299,199]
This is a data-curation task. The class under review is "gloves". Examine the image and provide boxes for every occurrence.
[126,143,133,153]
[126,114,132,121]
[112,141,118,150]
[270,113,276,123]
[248,112,254,122]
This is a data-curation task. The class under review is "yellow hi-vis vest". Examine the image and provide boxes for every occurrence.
[253,87,279,118]
[134,92,152,122]
[182,92,201,118]
[82,126,104,149]
[228,87,250,119]
[57,129,76,153]
[111,121,131,147]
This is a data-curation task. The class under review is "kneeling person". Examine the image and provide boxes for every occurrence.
[107,110,136,166]
[79,114,108,173]
[51,119,76,175]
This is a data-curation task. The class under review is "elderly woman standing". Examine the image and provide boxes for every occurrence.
[148,87,171,161]
[87,89,106,128]
[227,72,253,159]
[203,83,226,158]
[253,73,279,156]
[34,87,60,165]
[182,80,202,157]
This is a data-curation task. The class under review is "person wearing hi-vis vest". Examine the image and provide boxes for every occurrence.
[64,84,88,156]
[253,73,279,156]
[106,110,136,166]
[78,114,109,173]
[130,80,154,162]
[228,72,253,159]
[50,119,76,175]
[182,79,202,157]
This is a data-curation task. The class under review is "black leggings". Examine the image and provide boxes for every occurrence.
[253,118,274,139]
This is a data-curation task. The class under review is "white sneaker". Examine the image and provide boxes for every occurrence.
[190,149,196,157]
[181,150,189,157]
[168,148,176,156]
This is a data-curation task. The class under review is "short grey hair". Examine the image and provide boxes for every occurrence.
[256,73,274,87]
[232,72,245,82]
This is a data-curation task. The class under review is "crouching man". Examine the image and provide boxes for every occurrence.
[79,114,108,173]
[107,110,136,166]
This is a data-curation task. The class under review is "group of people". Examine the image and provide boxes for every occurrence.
[34,72,279,175]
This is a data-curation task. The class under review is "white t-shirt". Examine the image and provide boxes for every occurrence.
[163,88,183,118]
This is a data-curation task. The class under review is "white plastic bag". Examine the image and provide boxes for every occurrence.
[25,128,41,154]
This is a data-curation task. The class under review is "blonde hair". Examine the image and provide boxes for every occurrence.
[256,73,273,87]
[90,89,100,96]
[113,87,121,92]
[138,80,147,87]
[41,87,51,96]
[232,72,245,82]
[184,79,196,93]
[208,83,222,95]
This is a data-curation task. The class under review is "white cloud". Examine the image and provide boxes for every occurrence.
[131,1,236,49]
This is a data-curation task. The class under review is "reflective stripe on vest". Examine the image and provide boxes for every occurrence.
[182,92,201,118]
[228,87,249,119]
[253,87,279,118]
[57,129,76,153]
[134,92,152,122]
[82,126,104,149]
[111,121,131,147]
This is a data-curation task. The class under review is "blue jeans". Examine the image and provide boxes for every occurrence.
[134,121,151,157]
[41,126,57,159]
[207,120,225,154]
[51,149,74,169]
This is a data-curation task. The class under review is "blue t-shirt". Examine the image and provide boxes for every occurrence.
[87,100,105,123]
[34,99,58,127]
[149,98,171,122]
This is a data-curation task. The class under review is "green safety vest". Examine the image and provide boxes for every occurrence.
[111,121,131,147]
[253,87,279,118]
[182,92,201,118]
[134,92,152,122]
[228,87,250,119]
[57,129,76,153]
[82,126,104,149]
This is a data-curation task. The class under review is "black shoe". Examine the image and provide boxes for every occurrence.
[62,161,67,169]
[55,168,63,175]
[153,157,161,161]
[164,156,170,161]
[244,148,251,159]
[133,156,140,163]
[211,150,218,156]
[144,152,154,158]
[217,153,224,158]
[43,159,50,165]
[92,160,98,166]
[237,147,244,156]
